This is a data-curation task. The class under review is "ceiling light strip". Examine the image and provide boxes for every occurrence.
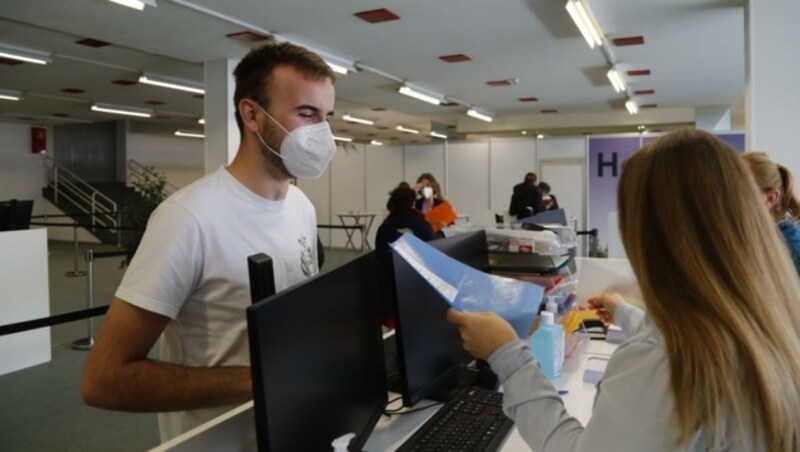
[110,0,158,9]
[607,68,626,93]
[467,108,493,123]
[398,86,441,105]
[370,140,383,146]
[0,89,22,101]
[430,131,448,139]
[139,74,205,94]
[0,44,51,65]
[396,125,419,134]
[175,130,205,138]
[625,100,639,115]
[333,135,353,142]
[565,0,603,49]
[342,114,374,125]
[91,103,153,118]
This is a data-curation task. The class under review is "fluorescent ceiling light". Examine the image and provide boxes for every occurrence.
[398,85,441,106]
[326,61,350,75]
[0,45,51,65]
[139,73,205,94]
[370,140,383,146]
[109,0,157,10]
[521,131,528,135]
[625,100,639,115]
[333,135,353,142]
[607,68,626,93]
[536,133,545,139]
[175,130,205,138]
[91,103,152,118]
[396,125,419,134]
[565,0,603,48]
[0,89,21,101]
[342,114,374,125]
[198,118,205,124]
[467,108,493,123]
[430,131,448,139]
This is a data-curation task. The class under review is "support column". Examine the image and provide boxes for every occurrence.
[745,0,800,175]
[204,59,239,173]
[695,106,731,132]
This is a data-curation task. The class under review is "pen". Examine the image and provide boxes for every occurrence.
[558,389,569,395]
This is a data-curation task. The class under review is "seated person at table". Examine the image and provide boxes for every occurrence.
[743,151,800,274]
[375,183,436,327]
[448,129,800,452]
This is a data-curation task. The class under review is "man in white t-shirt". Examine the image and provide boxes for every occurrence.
[81,42,338,441]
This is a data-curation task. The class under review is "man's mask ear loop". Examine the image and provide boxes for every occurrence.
[252,104,283,161]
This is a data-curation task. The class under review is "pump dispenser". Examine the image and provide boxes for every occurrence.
[530,311,565,380]
[545,295,559,318]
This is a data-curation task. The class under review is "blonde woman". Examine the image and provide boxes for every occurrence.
[742,152,800,273]
[448,129,800,451]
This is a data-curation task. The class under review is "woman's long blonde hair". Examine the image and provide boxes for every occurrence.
[618,129,800,451]
[742,151,800,222]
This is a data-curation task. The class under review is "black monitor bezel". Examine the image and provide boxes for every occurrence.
[390,230,490,406]
[246,251,387,452]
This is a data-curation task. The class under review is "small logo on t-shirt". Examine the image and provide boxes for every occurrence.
[298,235,317,277]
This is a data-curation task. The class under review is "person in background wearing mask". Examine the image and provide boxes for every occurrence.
[414,173,457,235]
[414,173,445,214]
[743,152,800,274]
[81,42,337,441]
[538,182,560,211]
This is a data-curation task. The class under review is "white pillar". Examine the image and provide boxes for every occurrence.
[745,0,800,176]
[695,106,731,132]
[204,59,239,173]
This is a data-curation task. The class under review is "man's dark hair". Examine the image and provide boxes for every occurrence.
[232,42,336,135]
[524,172,537,185]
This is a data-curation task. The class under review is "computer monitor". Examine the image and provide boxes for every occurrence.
[390,230,495,407]
[0,199,34,231]
[246,251,387,452]
[247,253,275,304]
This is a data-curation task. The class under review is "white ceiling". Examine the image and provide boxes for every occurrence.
[0,0,744,143]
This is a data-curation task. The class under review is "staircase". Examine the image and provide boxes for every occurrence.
[41,157,128,245]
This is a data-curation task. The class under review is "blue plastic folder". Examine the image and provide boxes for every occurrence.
[390,233,544,337]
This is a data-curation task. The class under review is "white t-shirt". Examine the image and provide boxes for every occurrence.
[116,167,318,441]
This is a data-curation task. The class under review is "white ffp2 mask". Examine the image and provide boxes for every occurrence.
[254,104,337,179]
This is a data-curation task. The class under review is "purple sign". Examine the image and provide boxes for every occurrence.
[590,132,745,254]
[588,136,642,252]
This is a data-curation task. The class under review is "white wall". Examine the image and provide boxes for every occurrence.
[0,122,50,215]
[126,132,204,188]
[298,137,587,250]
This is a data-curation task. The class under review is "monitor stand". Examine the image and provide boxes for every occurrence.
[423,360,500,402]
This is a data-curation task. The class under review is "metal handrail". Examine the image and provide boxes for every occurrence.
[128,159,178,195]
[44,156,118,230]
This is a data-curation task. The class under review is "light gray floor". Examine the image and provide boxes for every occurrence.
[0,240,365,452]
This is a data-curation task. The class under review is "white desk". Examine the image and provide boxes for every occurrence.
[152,339,618,452]
[364,339,617,451]
[336,212,377,251]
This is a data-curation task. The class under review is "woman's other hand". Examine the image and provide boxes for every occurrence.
[587,292,625,325]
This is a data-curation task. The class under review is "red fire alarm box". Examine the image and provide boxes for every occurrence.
[31,127,47,154]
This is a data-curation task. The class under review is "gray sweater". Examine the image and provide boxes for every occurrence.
[488,303,762,451]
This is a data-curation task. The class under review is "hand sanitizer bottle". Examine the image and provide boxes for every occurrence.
[545,295,560,322]
[530,311,564,380]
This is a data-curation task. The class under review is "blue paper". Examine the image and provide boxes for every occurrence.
[390,233,544,338]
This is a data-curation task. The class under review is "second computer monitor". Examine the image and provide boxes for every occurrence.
[247,251,387,452]
[390,230,490,406]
